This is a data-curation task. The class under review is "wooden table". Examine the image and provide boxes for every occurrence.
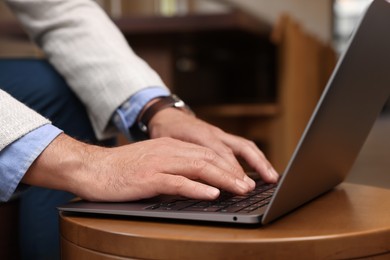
[59,183,390,259]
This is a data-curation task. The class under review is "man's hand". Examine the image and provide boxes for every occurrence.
[148,107,279,184]
[22,133,255,202]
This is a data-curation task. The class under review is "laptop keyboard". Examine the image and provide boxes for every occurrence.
[146,181,276,214]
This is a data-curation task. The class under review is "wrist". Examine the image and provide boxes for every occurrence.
[22,134,93,197]
[22,134,81,191]
[137,94,193,134]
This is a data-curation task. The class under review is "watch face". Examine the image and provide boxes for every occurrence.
[173,99,186,108]
[138,121,148,133]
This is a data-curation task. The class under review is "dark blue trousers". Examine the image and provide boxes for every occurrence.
[0,59,115,259]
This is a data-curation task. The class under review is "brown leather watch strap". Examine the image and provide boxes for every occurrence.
[137,95,192,133]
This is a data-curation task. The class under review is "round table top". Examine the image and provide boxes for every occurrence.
[60,183,390,259]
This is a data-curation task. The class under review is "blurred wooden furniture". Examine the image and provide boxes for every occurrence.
[60,183,390,259]
[114,13,337,172]
[269,15,336,170]
[111,12,281,160]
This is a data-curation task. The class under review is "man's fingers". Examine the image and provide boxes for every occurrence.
[220,133,279,183]
[171,128,243,170]
[159,155,253,195]
[154,173,220,200]
[150,137,253,187]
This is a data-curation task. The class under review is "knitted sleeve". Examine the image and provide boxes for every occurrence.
[0,89,50,151]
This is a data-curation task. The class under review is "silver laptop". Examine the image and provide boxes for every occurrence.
[58,0,390,225]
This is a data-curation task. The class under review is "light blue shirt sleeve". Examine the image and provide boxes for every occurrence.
[113,87,170,140]
[0,124,62,202]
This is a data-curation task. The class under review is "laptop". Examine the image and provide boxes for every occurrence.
[58,0,390,225]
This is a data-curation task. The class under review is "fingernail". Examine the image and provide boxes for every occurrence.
[236,179,249,192]
[244,175,256,189]
[268,168,279,181]
[207,187,220,198]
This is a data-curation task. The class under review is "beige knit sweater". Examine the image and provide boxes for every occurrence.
[0,90,50,151]
[1,0,168,151]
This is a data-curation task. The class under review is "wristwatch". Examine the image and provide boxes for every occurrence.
[137,94,193,134]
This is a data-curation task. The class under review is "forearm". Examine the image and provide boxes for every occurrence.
[22,131,258,202]
[22,133,99,200]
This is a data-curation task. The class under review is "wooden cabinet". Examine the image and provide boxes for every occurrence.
[114,11,283,168]
[114,12,337,172]
[115,11,276,102]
